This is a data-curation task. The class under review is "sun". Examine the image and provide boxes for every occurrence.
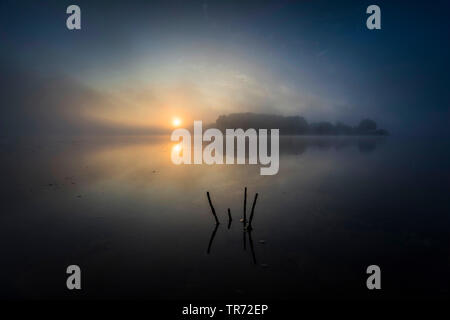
[172,117,182,127]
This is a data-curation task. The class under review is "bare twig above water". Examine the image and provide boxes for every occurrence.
[247,193,259,230]
[204,188,262,265]
[206,191,220,224]
[243,187,247,224]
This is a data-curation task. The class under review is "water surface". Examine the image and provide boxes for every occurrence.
[1,135,449,299]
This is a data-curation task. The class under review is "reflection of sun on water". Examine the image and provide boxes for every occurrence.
[171,143,184,163]
[173,143,182,153]
[80,137,264,192]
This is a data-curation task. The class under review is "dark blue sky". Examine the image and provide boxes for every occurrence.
[1,0,449,135]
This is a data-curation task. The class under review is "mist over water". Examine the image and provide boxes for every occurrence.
[1,135,449,299]
[1,0,449,305]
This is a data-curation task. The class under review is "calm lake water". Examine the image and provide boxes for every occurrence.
[1,135,449,299]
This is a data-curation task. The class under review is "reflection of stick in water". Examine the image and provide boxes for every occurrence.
[206,191,220,224]
[247,193,259,230]
[207,223,219,254]
[204,189,260,264]
[247,229,257,264]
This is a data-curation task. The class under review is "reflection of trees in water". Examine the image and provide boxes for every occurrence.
[280,136,386,155]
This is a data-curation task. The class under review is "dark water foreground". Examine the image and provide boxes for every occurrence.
[0,135,449,300]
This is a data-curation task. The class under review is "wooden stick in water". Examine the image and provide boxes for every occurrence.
[206,191,220,224]
[243,187,247,223]
[247,193,259,230]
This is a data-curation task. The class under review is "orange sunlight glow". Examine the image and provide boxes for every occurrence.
[173,143,182,152]
[171,143,183,160]
[172,117,182,127]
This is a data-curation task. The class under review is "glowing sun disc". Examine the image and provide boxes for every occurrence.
[172,117,182,127]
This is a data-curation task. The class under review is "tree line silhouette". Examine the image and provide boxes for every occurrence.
[214,113,388,136]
